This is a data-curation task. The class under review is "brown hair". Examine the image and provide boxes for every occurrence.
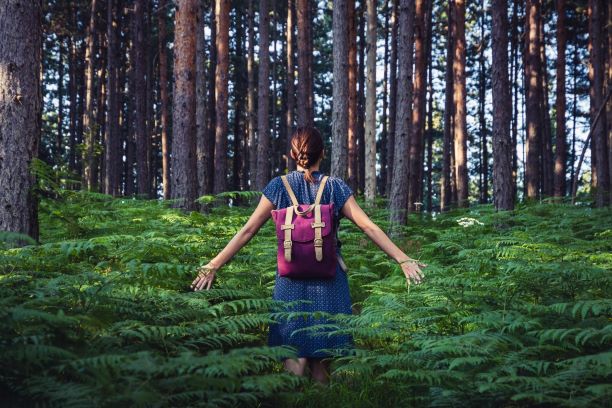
[289,126,324,183]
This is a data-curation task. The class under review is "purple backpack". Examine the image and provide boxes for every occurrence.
[270,175,337,279]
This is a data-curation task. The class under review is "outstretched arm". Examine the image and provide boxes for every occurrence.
[191,194,275,291]
[341,195,426,284]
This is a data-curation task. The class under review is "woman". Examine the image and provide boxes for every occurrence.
[191,126,426,385]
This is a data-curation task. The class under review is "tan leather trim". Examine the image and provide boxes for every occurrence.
[283,206,294,262]
[313,204,323,261]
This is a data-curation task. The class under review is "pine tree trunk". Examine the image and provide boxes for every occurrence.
[588,0,609,206]
[347,0,358,191]
[196,0,208,197]
[331,0,349,180]
[385,0,398,197]
[525,0,542,200]
[205,5,216,194]
[57,40,64,163]
[388,0,415,232]
[357,2,366,193]
[478,8,488,204]
[364,0,377,203]
[452,0,468,207]
[158,0,171,199]
[540,14,554,197]
[286,0,296,172]
[83,0,99,191]
[213,0,229,193]
[380,0,390,196]
[296,0,312,127]
[491,0,514,210]
[255,0,271,189]
[232,6,246,191]
[171,0,199,209]
[441,0,453,212]
[0,0,42,242]
[132,0,149,197]
[408,0,426,212]
[105,0,120,196]
[247,0,257,186]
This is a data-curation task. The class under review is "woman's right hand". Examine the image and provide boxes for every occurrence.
[191,263,219,291]
[399,259,427,285]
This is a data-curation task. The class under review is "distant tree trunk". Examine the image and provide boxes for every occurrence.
[357,2,366,193]
[158,0,171,199]
[408,0,426,212]
[232,6,246,191]
[213,0,229,193]
[171,0,199,209]
[247,0,257,186]
[380,0,390,196]
[386,0,398,197]
[588,0,609,206]
[105,0,120,196]
[296,0,312,126]
[478,8,488,204]
[347,0,358,191]
[0,0,42,242]
[56,40,64,163]
[553,0,567,198]
[133,0,150,197]
[452,0,468,207]
[255,0,271,189]
[388,0,415,232]
[510,0,520,200]
[68,33,78,176]
[331,0,349,180]
[364,0,377,203]
[441,0,453,212]
[196,0,208,197]
[425,0,433,212]
[286,0,296,172]
[540,14,554,197]
[608,1,612,205]
[83,0,99,191]
[491,0,514,210]
[525,0,542,200]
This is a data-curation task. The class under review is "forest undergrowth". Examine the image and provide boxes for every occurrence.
[1,186,610,407]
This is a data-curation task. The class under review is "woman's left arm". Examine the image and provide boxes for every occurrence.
[191,195,275,291]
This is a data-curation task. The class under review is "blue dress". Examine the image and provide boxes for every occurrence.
[261,170,355,358]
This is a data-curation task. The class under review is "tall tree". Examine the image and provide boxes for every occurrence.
[213,0,229,193]
[525,0,542,200]
[158,0,171,199]
[82,0,99,191]
[286,0,296,172]
[452,0,468,207]
[133,0,150,197]
[553,0,567,198]
[347,0,358,191]
[296,0,313,126]
[331,0,349,179]
[408,0,427,211]
[105,0,120,197]
[255,0,271,189]
[491,0,514,210]
[171,0,198,209]
[388,0,415,231]
[588,0,609,206]
[385,0,398,197]
[478,7,489,204]
[0,0,42,242]
[196,0,208,196]
[247,0,257,185]
[441,0,454,211]
[364,0,377,203]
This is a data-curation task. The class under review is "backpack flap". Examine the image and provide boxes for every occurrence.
[272,203,334,243]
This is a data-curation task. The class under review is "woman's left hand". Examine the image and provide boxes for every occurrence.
[191,263,218,291]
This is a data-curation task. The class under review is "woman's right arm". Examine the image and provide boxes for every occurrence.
[341,195,426,284]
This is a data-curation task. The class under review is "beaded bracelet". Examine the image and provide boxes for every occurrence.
[398,258,418,265]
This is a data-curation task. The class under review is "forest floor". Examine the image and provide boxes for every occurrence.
[1,189,610,407]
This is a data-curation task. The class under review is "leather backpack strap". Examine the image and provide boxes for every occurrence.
[313,175,329,206]
[280,175,299,207]
[281,205,295,262]
[312,204,325,261]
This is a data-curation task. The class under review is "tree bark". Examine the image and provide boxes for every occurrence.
[232,6,246,191]
[0,0,42,242]
[196,0,208,197]
[82,0,99,191]
[286,0,296,172]
[255,0,271,189]
[441,0,453,212]
[105,0,120,197]
[491,0,514,210]
[388,0,415,232]
[553,0,567,198]
[330,0,349,180]
[385,0,398,197]
[247,0,257,187]
[380,0,390,196]
[171,0,199,209]
[525,0,542,200]
[213,0,229,193]
[158,0,171,199]
[296,0,312,126]
[478,8,488,204]
[452,0,468,207]
[364,0,377,203]
[347,0,358,191]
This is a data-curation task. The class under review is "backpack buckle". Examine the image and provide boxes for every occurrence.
[311,221,326,228]
[314,238,323,247]
[283,240,293,248]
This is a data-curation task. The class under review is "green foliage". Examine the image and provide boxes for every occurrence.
[1,191,610,407]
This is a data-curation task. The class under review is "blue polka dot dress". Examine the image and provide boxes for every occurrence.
[261,170,355,358]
